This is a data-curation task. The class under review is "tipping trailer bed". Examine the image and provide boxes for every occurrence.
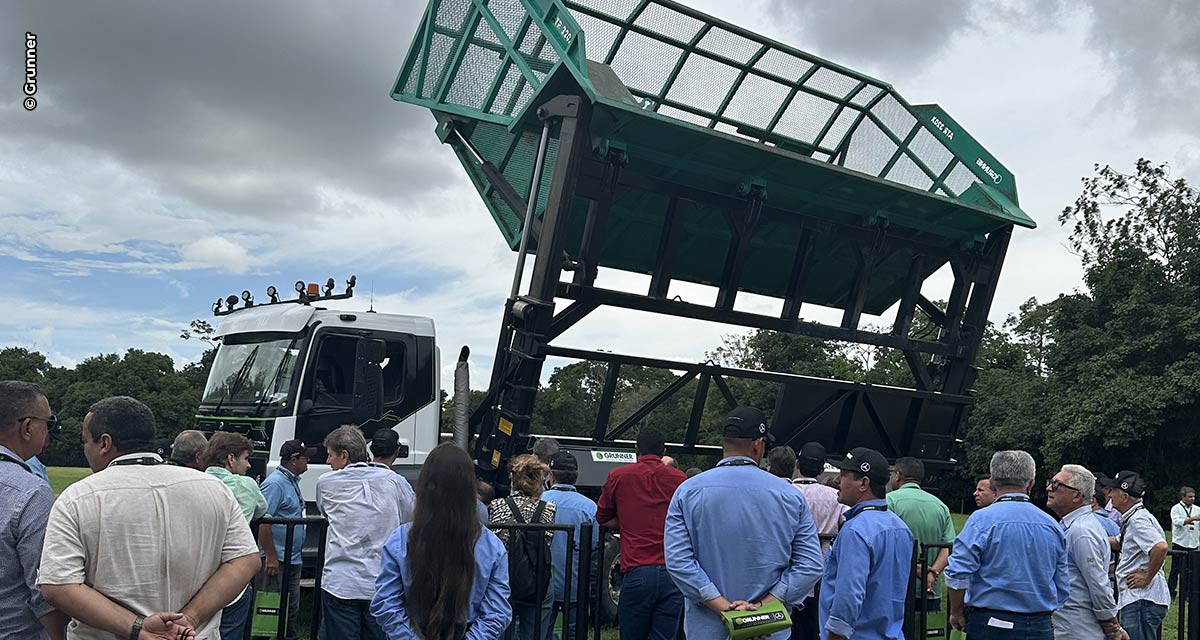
[390,0,1035,481]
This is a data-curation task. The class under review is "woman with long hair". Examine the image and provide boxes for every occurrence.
[371,443,512,639]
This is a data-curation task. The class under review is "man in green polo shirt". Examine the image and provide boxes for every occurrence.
[887,457,956,613]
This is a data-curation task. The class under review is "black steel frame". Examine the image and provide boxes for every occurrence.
[456,92,1013,483]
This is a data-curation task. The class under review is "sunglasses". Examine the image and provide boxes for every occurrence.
[1046,479,1081,493]
[20,415,62,438]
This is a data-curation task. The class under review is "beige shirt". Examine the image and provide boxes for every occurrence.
[39,453,258,640]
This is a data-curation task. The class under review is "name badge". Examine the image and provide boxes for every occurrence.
[987,618,1015,630]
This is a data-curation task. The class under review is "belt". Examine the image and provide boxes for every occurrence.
[966,607,1052,617]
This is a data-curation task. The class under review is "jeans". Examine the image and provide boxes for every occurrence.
[1120,600,1168,640]
[1168,543,1194,596]
[320,591,385,640]
[790,593,819,640]
[508,585,554,640]
[550,600,579,640]
[257,563,302,640]
[219,587,253,640]
[965,609,1053,640]
[617,565,683,640]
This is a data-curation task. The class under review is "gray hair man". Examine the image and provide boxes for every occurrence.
[1045,464,1125,639]
[945,450,1068,639]
[1168,485,1199,598]
[168,429,207,470]
[1101,471,1170,640]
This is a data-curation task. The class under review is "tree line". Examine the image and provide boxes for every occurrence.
[6,159,1196,519]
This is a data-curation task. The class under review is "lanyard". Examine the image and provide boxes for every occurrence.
[793,478,818,485]
[551,485,577,492]
[717,458,758,468]
[110,456,163,467]
[0,452,32,473]
[995,494,1030,503]
[1182,503,1194,517]
[845,503,887,521]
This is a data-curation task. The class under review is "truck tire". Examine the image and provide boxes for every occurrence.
[600,536,620,625]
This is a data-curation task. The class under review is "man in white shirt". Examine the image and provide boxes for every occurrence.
[1168,486,1200,599]
[39,396,260,640]
[1103,470,1170,640]
[316,425,415,640]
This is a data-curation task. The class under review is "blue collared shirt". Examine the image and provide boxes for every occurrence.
[1092,510,1120,537]
[261,466,306,565]
[477,500,490,524]
[1053,505,1118,639]
[542,483,600,603]
[370,523,512,640]
[819,499,914,640]
[25,456,49,484]
[0,444,56,640]
[945,492,1069,613]
[665,456,824,640]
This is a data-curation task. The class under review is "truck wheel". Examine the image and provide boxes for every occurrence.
[600,539,620,625]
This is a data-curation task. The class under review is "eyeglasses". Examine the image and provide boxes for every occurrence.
[1046,479,1081,493]
[20,415,62,436]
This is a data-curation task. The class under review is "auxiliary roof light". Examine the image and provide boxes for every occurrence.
[241,290,254,307]
[324,278,335,296]
[306,282,320,296]
[225,295,239,312]
[294,281,306,294]
[266,286,279,303]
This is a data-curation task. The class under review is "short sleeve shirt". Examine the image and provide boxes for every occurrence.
[1115,504,1170,608]
[39,454,258,640]
[886,483,957,599]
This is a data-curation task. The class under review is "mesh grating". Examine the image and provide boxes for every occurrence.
[843,119,897,176]
[488,63,524,114]
[570,11,622,61]
[697,27,763,64]
[723,74,792,129]
[818,107,860,150]
[871,93,917,140]
[487,0,527,41]
[633,2,705,45]
[423,32,458,98]
[436,0,471,29]
[754,49,813,82]
[473,17,501,45]
[655,104,710,126]
[446,43,505,109]
[610,31,682,95]
[886,153,934,191]
[569,0,640,21]
[944,162,979,197]
[666,54,740,113]
[850,84,884,106]
[774,91,838,146]
[909,127,954,177]
[804,67,859,100]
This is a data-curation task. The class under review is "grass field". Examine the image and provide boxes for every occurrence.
[44,468,1186,639]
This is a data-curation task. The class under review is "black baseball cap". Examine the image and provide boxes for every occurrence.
[723,406,772,442]
[550,451,578,473]
[1100,470,1145,498]
[280,439,318,461]
[797,442,826,463]
[829,447,890,487]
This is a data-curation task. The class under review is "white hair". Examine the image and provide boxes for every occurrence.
[990,450,1036,489]
[1060,464,1096,502]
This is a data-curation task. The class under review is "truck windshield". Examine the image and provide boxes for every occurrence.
[202,334,302,408]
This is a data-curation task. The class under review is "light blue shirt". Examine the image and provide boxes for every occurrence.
[477,500,490,524]
[25,456,49,484]
[665,456,824,640]
[1093,510,1120,537]
[945,492,1069,613]
[0,445,56,640]
[370,523,512,639]
[543,483,600,603]
[261,466,306,565]
[819,499,914,640]
[1053,505,1118,639]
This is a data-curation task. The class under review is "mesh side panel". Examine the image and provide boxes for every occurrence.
[818,107,860,150]
[566,0,640,21]
[724,74,791,129]
[518,30,559,76]
[944,162,978,197]
[473,17,501,45]
[804,67,859,100]
[812,151,831,162]
[403,59,418,95]
[773,91,838,145]
[843,119,897,176]
[569,11,622,61]
[610,31,683,95]
[517,20,543,53]
[508,81,535,116]
[446,44,504,109]
[697,27,762,64]
[754,48,813,82]
[850,85,884,106]
[909,127,954,177]
[487,0,527,41]
[871,93,916,140]
[656,104,710,127]
[634,2,705,44]
[489,63,523,114]
[886,153,934,191]
[666,54,741,114]
[423,33,458,98]
[436,0,471,29]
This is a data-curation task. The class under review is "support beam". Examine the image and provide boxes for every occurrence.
[547,300,599,341]
[649,198,683,298]
[606,370,700,441]
[781,229,814,320]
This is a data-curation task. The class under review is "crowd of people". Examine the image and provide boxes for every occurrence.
[0,377,1188,640]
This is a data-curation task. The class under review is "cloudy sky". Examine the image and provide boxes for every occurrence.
[2,1,1197,390]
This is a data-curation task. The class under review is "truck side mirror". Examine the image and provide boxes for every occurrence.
[352,338,386,421]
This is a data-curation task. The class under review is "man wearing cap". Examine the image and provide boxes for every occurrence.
[945,450,1068,639]
[887,457,956,613]
[789,442,845,640]
[1168,486,1199,599]
[820,447,914,640]
[542,451,599,640]
[664,406,823,640]
[258,439,316,640]
[595,428,686,640]
[1103,470,1170,640]
[1044,464,1125,640]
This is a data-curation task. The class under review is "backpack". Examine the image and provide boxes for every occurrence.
[506,496,552,605]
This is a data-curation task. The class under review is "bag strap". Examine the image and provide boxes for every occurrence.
[532,500,546,524]
[507,496,527,524]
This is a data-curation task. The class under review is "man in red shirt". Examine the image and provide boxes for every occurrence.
[596,429,687,640]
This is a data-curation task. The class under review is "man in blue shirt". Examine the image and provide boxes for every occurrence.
[258,439,316,640]
[945,450,1069,640]
[820,447,913,640]
[541,452,599,640]
[665,406,823,640]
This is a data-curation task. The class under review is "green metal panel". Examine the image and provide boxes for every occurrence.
[391,0,1036,314]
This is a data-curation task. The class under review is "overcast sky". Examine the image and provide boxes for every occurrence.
[2,1,1197,391]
